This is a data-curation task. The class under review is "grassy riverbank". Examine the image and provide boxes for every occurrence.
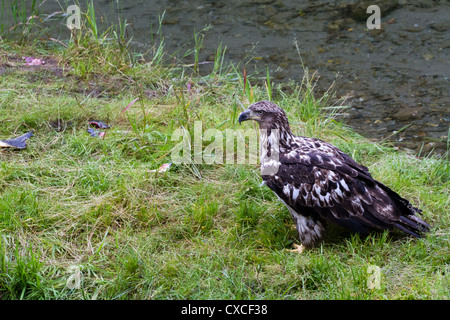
[0,10,449,299]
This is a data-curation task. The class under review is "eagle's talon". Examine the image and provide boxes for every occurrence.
[287,243,305,254]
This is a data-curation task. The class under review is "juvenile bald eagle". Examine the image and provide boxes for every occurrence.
[239,101,430,248]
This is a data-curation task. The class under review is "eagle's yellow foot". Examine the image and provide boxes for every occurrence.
[288,243,305,254]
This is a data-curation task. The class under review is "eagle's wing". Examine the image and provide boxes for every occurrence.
[264,140,429,237]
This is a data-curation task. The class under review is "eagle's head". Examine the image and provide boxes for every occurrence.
[238,100,290,130]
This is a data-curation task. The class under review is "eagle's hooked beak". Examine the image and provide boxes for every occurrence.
[238,109,251,125]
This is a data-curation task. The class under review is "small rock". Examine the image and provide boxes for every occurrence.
[378,94,394,101]
[429,22,450,32]
[403,24,424,32]
[326,19,347,32]
[350,0,399,21]
[162,18,179,25]
[421,142,447,155]
[270,11,298,24]
[392,107,425,121]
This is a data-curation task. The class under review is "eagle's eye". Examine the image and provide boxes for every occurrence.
[257,110,264,115]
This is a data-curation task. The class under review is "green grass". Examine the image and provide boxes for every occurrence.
[0,7,449,300]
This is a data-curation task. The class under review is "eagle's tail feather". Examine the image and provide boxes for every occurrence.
[400,215,429,231]
[392,200,430,237]
[394,215,430,238]
[393,221,421,238]
[407,214,431,230]
[373,181,431,237]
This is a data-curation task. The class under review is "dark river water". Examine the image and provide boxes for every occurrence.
[7,0,450,154]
